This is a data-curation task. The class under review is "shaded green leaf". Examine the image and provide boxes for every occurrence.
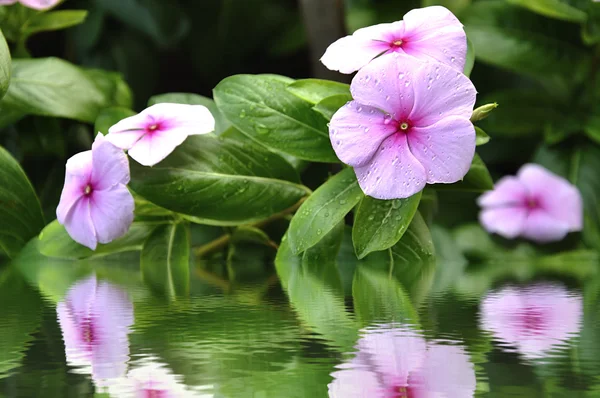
[22,10,88,37]
[287,167,364,254]
[0,146,44,258]
[475,126,490,146]
[464,36,475,77]
[352,192,422,259]
[287,78,350,104]
[214,74,338,162]
[0,29,10,101]
[130,135,309,226]
[94,106,135,135]
[312,93,352,121]
[507,0,586,23]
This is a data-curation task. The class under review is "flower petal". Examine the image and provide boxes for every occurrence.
[477,176,528,208]
[354,133,427,199]
[402,6,467,71]
[479,207,527,239]
[63,196,97,250]
[409,60,476,127]
[89,185,134,245]
[91,133,130,189]
[521,209,570,243]
[410,344,476,398]
[142,103,215,136]
[127,129,189,166]
[18,0,60,9]
[328,368,383,398]
[57,150,93,224]
[407,116,475,184]
[329,101,398,167]
[0,0,19,5]
[106,113,149,150]
[321,23,398,74]
[350,53,418,119]
[517,164,583,231]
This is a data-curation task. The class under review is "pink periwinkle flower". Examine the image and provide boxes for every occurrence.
[480,283,582,360]
[0,0,60,10]
[56,133,134,250]
[329,52,476,199]
[106,103,215,167]
[478,164,583,243]
[57,274,134,383]
[321,6,466,74]
[328,325,476,398]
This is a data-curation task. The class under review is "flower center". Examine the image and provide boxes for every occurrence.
[84,185,93,196]
[400,122,409,131]
[148,124,159,131]
[392,39,403,47]
[526,198,539,209]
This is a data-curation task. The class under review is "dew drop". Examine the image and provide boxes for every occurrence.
[398,72,405,79]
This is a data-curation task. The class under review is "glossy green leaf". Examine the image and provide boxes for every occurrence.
[0,146,44,258]
[287,168,364,254]
[312,93,352,121]
[1,58,132,123]
[506,0,586,23]
[148,92,230,135]
[464,36,475,77]
[22,10,88,37]
[463,1,589,80]
[0,29,10,101]
[352,192,422,259]
[213,74,338,162]
[94,106,135,135]
[475,126,490,146]
[390,212,435,270]
[583,3,600,45]
[141,223,190,298]
[286,78,350,104]
[130,135,309,226]
[84,68,133,109]
[38,220,162,259]
[434,153,493,192]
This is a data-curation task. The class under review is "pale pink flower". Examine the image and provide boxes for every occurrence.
[106,103,215,166]
[480,284,582,359]
[57,274,134,383]
[328,325,476,398]
[478,163,583,243]
[329,52,476,199]
[0,0,60,10]
[321,6,466,74]
[56,133,134,250]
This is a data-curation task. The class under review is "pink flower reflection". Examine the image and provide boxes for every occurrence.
[328,325,476,397]
[480,284,582,359]
[57,274,134,382]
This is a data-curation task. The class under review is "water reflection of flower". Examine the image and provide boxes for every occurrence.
[56,274,134,383]
[328,325,476,397]
[480,283,582,359]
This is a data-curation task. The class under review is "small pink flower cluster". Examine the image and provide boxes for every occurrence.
[323,6,477,199]
[56,103,215,249]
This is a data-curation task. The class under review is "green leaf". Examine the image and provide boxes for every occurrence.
[130,135,309,226]
[584,110,600,145]
[434,153,494,192]
[213,74,338,162]
[312,93,352,121]
[22,10,88,37]
[148,92,231,135]
[0,146,44,258]
[38,220,161,259]
[475,126,491,146]
[352,192,422,259]
[287,168,364,254]
[0,29,10,101]
[94,107,135,135]
[470,102,498,123]
[390,212,436,276]
[506,0,586,23]
[464,36,475,77]
[286,78,351,104]
[141,223,190,299]
[1,58,132,123]
[583,3,600,45]
[463,1,590,80]
[230,226,273,246]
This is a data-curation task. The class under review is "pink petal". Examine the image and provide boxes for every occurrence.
[64,274,98,315]
[521,209,571,243]
[89,185,134,245]
[128,129,189,166]
[402,6,467,71]
[140,103,215,136]
[410,344,476,398]
[0,1,19,5]
[91,133,130,189]
[18,0,60,9]
[57,159,89,226]
[328,368,383,398]
[321,23,399,74]
[106,113,150,150]
[63,196,97,250]
[350,53,418,120]
[517,164,583,232]
[479,207,527,239]
[354,133,427,199]
[409,60,477,127]
[477,176,528,208]
[329,101,398,167]
[407,116,475,184]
